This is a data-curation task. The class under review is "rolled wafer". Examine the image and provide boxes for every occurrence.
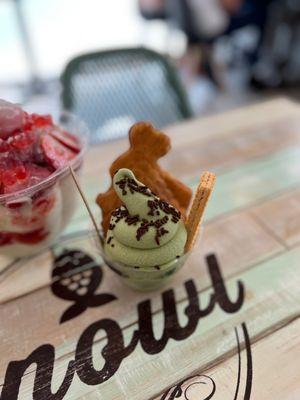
[185,172,216,252]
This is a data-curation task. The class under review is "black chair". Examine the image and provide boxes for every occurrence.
[61,47,192,143]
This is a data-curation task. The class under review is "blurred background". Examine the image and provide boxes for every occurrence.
[1,0,300,141]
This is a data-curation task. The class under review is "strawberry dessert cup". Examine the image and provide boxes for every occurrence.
[0,100,88,258]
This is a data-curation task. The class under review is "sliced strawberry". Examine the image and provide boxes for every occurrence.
[15,165,27,180]
[25,164,52,187]
[22,112,34,132]
[31,113,53,128]
[15,228,48,244]
[1,165,29,194]
[0,100,24,139]
[41,134,76,169]
[0,232,13,246]
[6,200,29,209]
[9,131,35,150]
[0,229,48,246]
[33,194,55,216]
[0,139,10,153]
[2,170,18,187]
[22,113,53,132]
[0,162,52,194]
[49,127,81,153]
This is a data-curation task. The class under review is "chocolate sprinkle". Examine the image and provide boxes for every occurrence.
[107,236,113,244]
[147,198,181,222]
[115,177,154,197]
[111,207,129,223]
[135,216,170,245]
[125,215,139,225]
[112,174,182,247]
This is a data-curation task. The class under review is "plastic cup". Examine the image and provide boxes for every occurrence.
[92,230,192,292]
[0,112,89,258]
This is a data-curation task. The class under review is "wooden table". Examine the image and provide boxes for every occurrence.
[1,98,300,399]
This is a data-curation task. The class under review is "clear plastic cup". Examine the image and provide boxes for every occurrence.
[103,251,190,291]
[92,230,192,292]
[0,112,89,258]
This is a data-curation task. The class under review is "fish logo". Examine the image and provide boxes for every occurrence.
[51,249,117,323]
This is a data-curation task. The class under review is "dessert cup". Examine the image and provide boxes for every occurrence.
[92,123,214,292]
[104,251,190,291]
[92,230,192,291]
[0,112,89,258]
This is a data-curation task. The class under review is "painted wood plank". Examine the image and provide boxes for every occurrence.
[81,99,300,178]
[0,209,283,355]
[164,98,300,146]
[2,245,300,399]
[251,188,300,248]
[63,146,300,238]
[163,115,300,178]
[1,98,298,251]
[0,209,283,305]
[153,317,300,400]
[81,100,300,192]
[1,99,300,399]
[204,146,300,221]
[62,99,300,238]
[62,246,300,400]
[0,250,53,302]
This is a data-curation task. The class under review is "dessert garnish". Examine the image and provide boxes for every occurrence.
[185,172,216,252]
[97,122,192,234]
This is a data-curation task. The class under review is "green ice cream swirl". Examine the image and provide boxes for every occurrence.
[104,168,187,268]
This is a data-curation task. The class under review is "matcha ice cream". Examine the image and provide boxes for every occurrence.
[104,169,187,273]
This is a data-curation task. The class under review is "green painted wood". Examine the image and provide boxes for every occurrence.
[8,244,300,399]
[153,317,300,400]
[63,146,300,237]
[74,245,300,399]
[204,146,300,221]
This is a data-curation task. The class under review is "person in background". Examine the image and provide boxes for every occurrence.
[138,0,167,20]
[139,0,276,113]
[169,0,274,81]
[251,0,300,89]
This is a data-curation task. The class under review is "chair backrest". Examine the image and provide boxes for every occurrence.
[61,47,192,143]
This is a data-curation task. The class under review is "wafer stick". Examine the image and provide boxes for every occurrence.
[185,172,216,252]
